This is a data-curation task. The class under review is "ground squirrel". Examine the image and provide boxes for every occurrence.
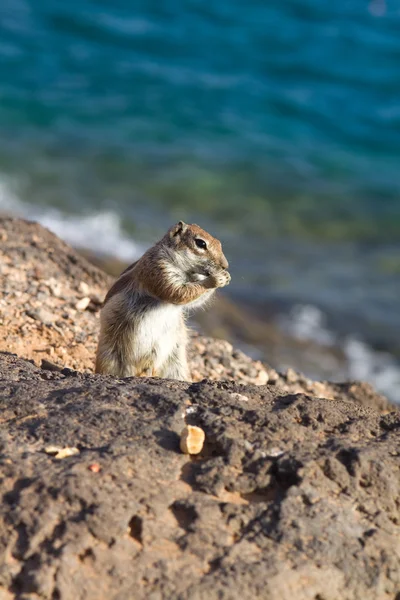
[95,221,230,380]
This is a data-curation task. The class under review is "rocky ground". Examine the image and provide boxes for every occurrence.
[0,353,399,600]
[0,217,392,410]
[0,217,399,599]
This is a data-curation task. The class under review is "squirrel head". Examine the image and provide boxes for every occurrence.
[166,221,229,272]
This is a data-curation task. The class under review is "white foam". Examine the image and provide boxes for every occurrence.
[38,210,141,261]
[281,304,335,346]
[280,303,400,404]
[344,337,400,401]
[0,177,141,261]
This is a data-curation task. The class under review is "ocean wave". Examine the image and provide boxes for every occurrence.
[280,304,400,404]
[0,177,141,262]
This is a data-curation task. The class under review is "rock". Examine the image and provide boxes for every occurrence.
[0,218,110,373]
[44,277,63,298]
[285,367,298,383]
[0,217,399,598]
[75,297,91,311]
[189,334,271,387]
[40,358,63,372]
[0,352,399,600]
[26,308,55,326]
[78,281,91,296]
[180,425,205,455]
[44,445,80,459]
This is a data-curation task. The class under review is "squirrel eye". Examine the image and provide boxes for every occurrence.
[195,238,207,250]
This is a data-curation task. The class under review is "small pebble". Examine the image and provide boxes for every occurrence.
[180,425,205,455]
[88,463,101,473]
[45,278,63,298]
[285,368,298,383]
[27,308,55,326]
[41,359,63,372]
[75,297,91,311]
[231,393,249,402]
[79,281,90,296]
[266,447,284,458]
[44,445,60,455]
[255,371,269,385]
[44,446,80,459]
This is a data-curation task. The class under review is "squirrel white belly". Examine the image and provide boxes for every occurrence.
[95,221,231,380]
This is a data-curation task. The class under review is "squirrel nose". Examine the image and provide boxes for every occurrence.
[221,256,229,270]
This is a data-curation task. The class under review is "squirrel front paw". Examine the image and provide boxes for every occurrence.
[206,269,231,289]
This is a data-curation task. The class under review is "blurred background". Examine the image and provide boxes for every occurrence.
[0,0,399,401]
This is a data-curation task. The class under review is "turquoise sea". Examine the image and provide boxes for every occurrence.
[0,0,399,399]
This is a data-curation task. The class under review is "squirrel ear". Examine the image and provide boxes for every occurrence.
[169,221,188,238]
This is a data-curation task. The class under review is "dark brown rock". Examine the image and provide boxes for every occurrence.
[0,216,398,598]
[0,352,399,600]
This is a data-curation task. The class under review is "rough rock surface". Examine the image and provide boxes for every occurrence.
[0,352,399,600]
[0,217,393,410]
[0,218,399,599]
